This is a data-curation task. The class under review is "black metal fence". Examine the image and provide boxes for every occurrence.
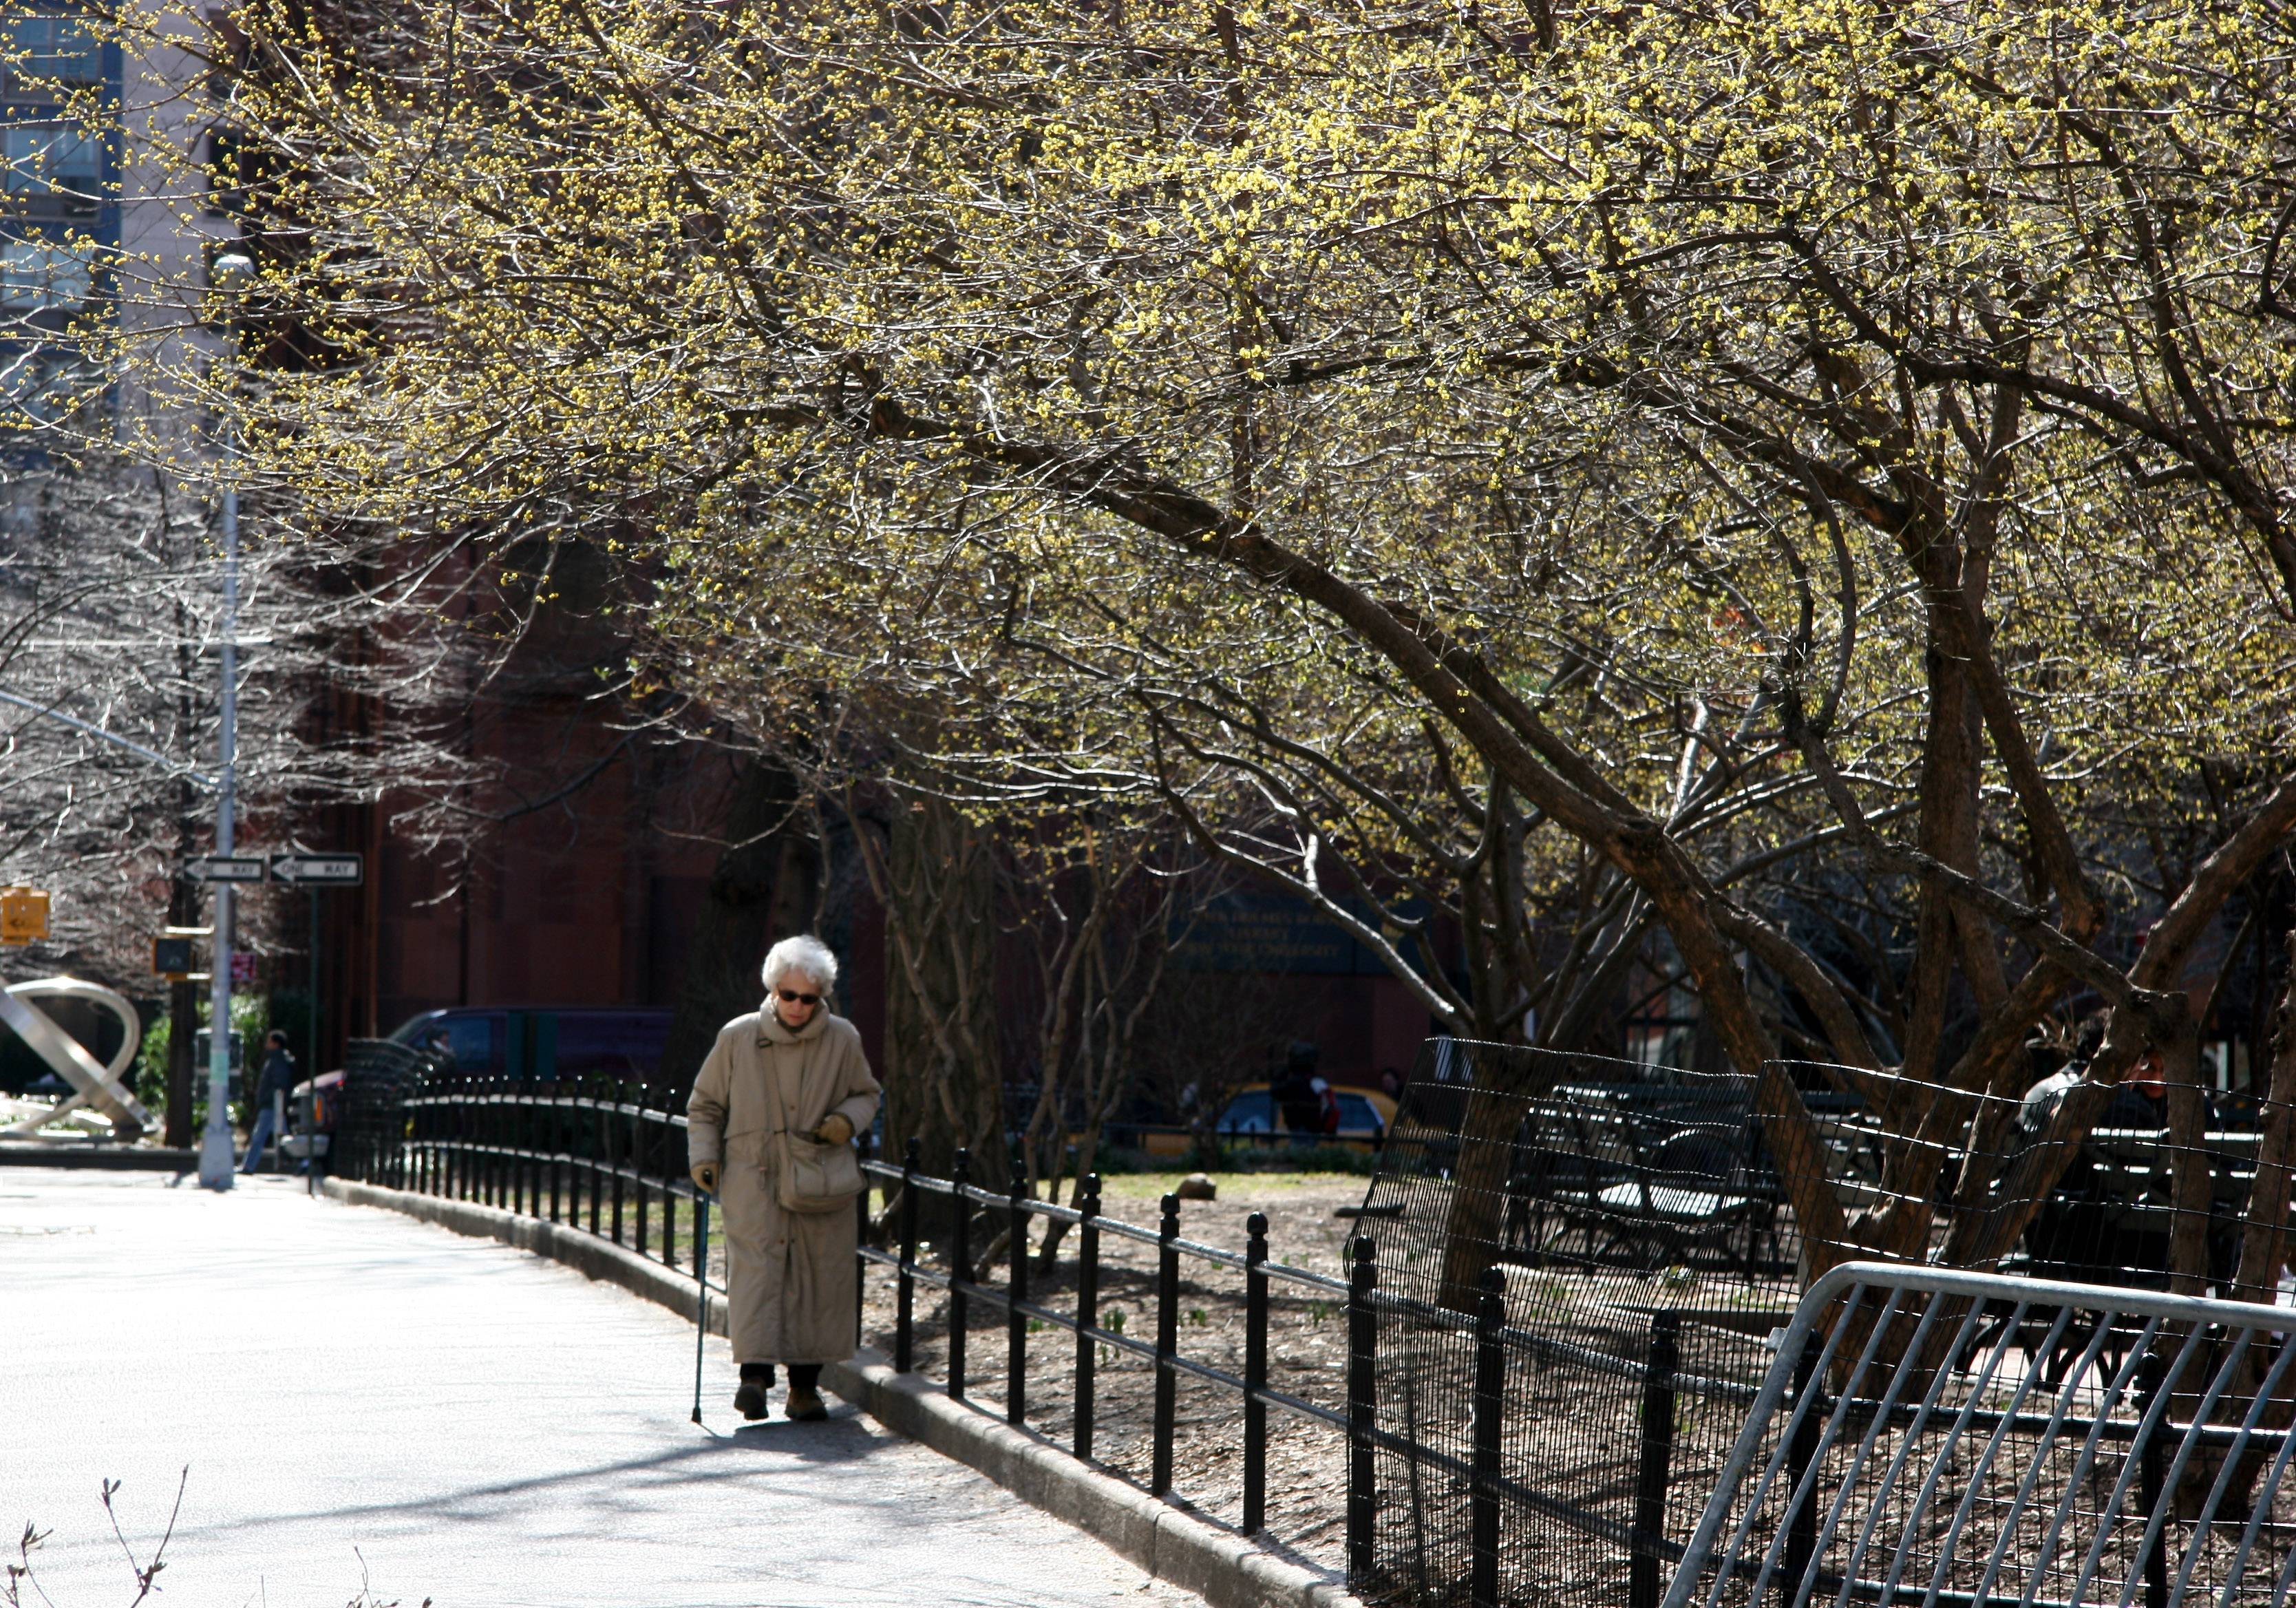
[329,1064,1582,1602]
[861,1142,1368,1538]
[334,1055,714,1289]
[323,1036,2286,1608]
[1351,1042,1790,1608]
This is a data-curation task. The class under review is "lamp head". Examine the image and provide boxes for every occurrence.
[210,251,256,293]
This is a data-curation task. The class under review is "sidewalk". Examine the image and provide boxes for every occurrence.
[0,1170,1204,1607]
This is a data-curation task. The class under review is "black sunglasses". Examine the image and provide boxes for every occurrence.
[776,989,821,1006]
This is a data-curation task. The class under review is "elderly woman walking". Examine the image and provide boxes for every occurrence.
[687,935,882,1421]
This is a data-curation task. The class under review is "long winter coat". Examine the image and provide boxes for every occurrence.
[686,1004,882,1364]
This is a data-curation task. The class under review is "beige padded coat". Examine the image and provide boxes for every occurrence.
[685,1004,882,1365]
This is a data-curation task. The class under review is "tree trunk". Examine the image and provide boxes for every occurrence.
[2233,935,2296,1304]
[872,796,1007,1245]
[2203,935,2296,1512]
[2160,999,2213,1297]
[1435,1054,1569,1312]
[657,761,815,1094]
[164,870,200,1150]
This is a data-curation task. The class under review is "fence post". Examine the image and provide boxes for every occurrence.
[853,1130,868,1341]
[661,1112,678,1265]
[896,1137,920,1373]
[610,1087,626,1245]
[1244,1209,1270,1535]
[632,1090,650,1257]
[1152,1192,1181,1496]
[588,1080,603,1234]
[1008,1178,1030,1426]
[1075,1174,1101,1461]
[548,1093,562,1225]
[1473,1266,1507,1608]
[950,1148,971,1404]
[1783,1332,1822,1602]
[1629,1309,1681,1608]
[1348,1234,1379,1585]
[2137,1351,2169,1608]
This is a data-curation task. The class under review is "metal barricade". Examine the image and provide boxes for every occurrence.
[1666,1262,2296,1608]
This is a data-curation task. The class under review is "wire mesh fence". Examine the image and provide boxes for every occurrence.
[1347,1038,2296,1608]
[1352,1042,1793,1607]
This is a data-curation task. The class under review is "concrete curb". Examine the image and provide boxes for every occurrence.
[0,1142,199,1170]
[320,1177,1363,1608]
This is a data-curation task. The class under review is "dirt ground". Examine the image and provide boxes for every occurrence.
[858,1170,1373,1572]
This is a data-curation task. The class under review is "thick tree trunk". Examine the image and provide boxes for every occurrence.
[871,796,1007,1249]
[2200,937,2296,1512]
[2160,1001,2213,1297]
[657,761,816,1094]
[1436,1058,1566,1312]
[2233,935,2296,1304]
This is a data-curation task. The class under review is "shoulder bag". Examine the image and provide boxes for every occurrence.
[774,1128,865,1214]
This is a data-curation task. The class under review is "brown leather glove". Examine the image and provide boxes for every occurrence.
[690,1161,719,1195]
[811,1112,854,1146]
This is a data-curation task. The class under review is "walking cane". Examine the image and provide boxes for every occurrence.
[692,1191,712,1426]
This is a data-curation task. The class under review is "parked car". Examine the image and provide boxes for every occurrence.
[385,1006,674,1083]
[1125,1082,1398,1158]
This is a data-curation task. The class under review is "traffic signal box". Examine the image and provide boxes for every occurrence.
[153,936,198,978]
[0,887,50,945]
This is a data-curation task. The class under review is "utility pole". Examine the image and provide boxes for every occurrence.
[196,252,253,1192]
[195,467,240,1189]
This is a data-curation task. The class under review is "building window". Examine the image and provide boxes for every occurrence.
[0,235,94,308]
[6,15,103,89]
[4,126,98,197]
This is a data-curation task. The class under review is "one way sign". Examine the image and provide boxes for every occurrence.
[270,853,364,887]
[187,855,267,883]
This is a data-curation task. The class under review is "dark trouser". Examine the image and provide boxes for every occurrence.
[738,1362,822,1392]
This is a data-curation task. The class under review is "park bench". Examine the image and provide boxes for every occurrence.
[1501,1091,1779,1274]
[2016,1125,2260,1292]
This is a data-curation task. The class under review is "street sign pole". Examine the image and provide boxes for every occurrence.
[196,472,240,1192]
[266,855,361,1141]
[309,887,320,1126]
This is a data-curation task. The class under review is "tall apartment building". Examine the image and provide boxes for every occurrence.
[1,8,114,408]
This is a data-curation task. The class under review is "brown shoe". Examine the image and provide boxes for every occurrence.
[784,1385,829,1422]
[733,1381,770,1420]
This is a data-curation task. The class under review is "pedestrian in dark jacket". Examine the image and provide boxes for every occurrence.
[240,1030,299,1174]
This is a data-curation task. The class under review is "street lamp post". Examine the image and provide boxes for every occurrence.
[195,251,253,1192]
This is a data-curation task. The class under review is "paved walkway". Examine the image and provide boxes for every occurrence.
[0,1171,1202,1608]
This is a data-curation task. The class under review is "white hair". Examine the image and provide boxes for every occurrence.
[762,935,839,997]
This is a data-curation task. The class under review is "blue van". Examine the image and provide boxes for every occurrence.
[387,1007,672,1083]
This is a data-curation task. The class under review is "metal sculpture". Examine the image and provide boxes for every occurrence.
[1,976,150,1139]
